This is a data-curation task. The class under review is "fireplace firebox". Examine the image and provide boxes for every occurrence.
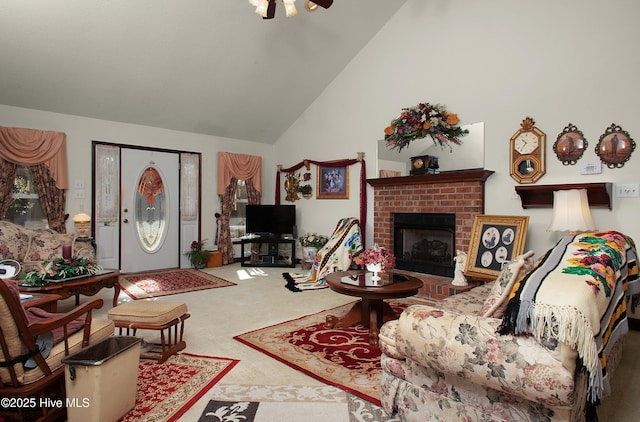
[393,213,456,277]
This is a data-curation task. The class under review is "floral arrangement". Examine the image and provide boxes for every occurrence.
[22,257,103,286]
[299,232,329,249]
[384,102,469,152]
[185,239,212,269]
[357,244,396,272]
[299,184,312,196]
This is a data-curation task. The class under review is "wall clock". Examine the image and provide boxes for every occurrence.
[410,154,438,175]
[509,117,546,184]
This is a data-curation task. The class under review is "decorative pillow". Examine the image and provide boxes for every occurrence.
[479,250,535,318]
[0,220,31,261]
[24,232,75,263]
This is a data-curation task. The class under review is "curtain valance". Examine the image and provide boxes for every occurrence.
[217,152,262,195]
[0,126,68,189]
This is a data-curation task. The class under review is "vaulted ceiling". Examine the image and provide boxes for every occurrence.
[0,0,407,143]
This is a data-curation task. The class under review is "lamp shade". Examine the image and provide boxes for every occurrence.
[547,189,597,234]
[73,211,92,238]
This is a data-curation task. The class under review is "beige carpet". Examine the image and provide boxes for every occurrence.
[58,263,640,421]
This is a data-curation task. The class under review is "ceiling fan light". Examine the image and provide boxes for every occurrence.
[283,0,298,17]
[305,1,318,11]
[254,0,269,17]
[263,0,276,19]
[310,0,333,9]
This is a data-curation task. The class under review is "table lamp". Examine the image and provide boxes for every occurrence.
[547,189,597,235]
[73,211,91,238]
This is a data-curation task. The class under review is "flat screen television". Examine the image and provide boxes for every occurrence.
[245,205,296,237]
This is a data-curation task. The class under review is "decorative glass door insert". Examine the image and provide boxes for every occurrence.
[135,166,167,252]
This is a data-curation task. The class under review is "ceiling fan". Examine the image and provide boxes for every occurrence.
[249,0,334,19]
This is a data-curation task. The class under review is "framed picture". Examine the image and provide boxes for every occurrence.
[464,215,529,281]
[553,123,587,165]
[316,165,349,199]
[595,123,636,168]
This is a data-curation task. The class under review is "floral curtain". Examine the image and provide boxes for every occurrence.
[0,159,17,218]
[31,163,67,233]
[218,178,238,265]
[95,144,119,223]
[245,179,261,205]
[217,152,263,265]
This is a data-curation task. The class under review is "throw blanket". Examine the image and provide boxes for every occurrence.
[286,218,363,291]
[499,231,639,404]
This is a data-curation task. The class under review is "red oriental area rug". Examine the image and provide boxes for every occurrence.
[122,353,239,422]
[233,298,427,405]
[119,269,236,300]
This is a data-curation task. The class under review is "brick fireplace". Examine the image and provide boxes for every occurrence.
[368,169,494,277]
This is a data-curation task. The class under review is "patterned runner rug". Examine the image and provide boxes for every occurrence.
[119,269,236,299]
[197,385,399,422]
[233,298,429,405]
[122,353,239,422]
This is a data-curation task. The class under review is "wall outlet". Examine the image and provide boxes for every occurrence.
[73,179,85,189]
[615,183,640,198]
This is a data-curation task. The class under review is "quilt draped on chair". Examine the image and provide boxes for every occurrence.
[285,217,363,291]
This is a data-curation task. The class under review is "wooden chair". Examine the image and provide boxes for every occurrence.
[0,279,114,422]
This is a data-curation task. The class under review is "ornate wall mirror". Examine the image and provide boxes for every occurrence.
[595,123,635,168]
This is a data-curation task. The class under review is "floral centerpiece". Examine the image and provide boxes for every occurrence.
[384,102,469,152]
[21,257,103,286]
[299,184,312,198]
[185,240,212,269]
[356,244,396,273]
[299,232,329,249]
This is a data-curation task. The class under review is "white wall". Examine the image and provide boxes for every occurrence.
[274,0,640,255]
[0,104,276,252]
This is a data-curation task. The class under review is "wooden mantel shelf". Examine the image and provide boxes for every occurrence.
[515,183,613,209]
[367,168,495,187]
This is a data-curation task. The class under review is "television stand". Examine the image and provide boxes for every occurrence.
[240,237,296,268]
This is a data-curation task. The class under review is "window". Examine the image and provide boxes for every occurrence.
[228,180,248,240]
[5,166,48,229]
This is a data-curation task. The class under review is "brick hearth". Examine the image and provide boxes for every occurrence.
[368,169,494,297]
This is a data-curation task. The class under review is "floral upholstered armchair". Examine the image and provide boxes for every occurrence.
[379,231,639,421]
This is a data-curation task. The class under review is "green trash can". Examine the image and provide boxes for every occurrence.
[62,336,142,422]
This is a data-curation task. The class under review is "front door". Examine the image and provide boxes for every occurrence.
[120,148,179,273]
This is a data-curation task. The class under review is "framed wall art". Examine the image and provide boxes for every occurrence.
[554,123,587,165]
[464,214,529,281]
[316,165,349,199]
[595,123,636,168]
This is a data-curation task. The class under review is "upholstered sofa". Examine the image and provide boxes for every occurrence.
[379,231,639,421]
[0,220,95,274]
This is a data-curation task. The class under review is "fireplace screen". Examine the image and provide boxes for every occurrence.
[393,213,455,277]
